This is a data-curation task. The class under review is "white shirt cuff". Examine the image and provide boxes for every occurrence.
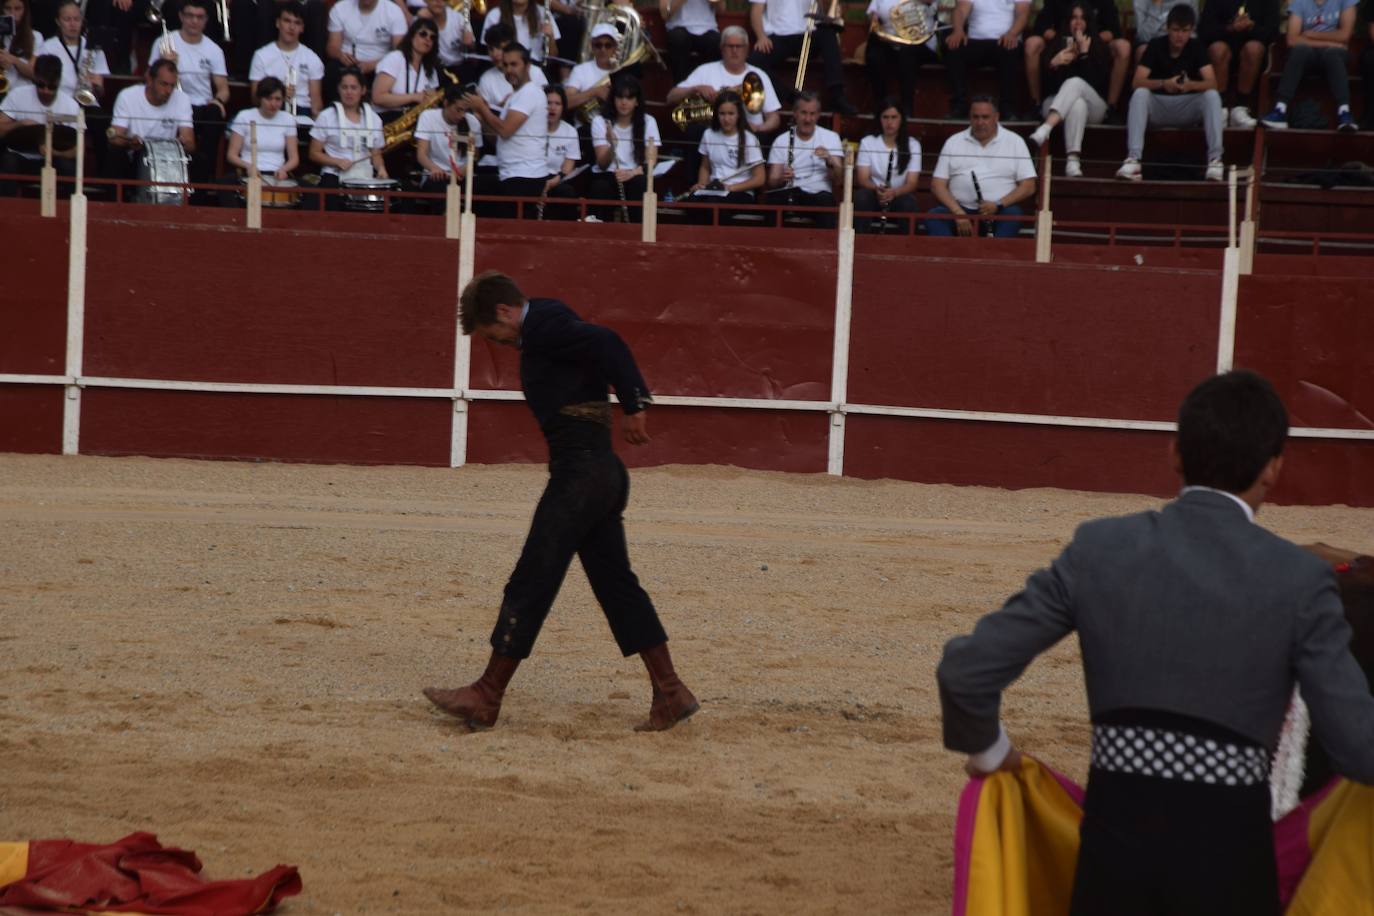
[968,724,1011,773]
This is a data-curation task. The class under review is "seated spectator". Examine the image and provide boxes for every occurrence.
[225,76,299,182]
[1132,0,1198,59]
[233,0,329,80]
[0,53,78,195]
[667,26,783,134]
[588,73,660,222]
[371,17,441,119]
[412,84,480,210]
[1260,0,1360,131]
[684,89,766,223]
[1027,2,1112,177]
[748,0,856,114]
[476,24,546,109]
[763,90,841,228]
[864,0,941,118]
[943,0,1031,121]
[928,95,1035,237]
[104,60,196,186]
[149,0,230,199]
[249,1,326,119]
[1199,0,1278,128]
[851,98,921,232]
[37,0,108,105]
[1023,0,1129,121]
[540,84,581,219]
[1117,4,1224,182]
[480,0,558,71]
[308,66,388,209]
[414,0,476,81]
[660,0,721,85]
[464,41,549,217]
[325,0,407,100]
[0,0,40,95]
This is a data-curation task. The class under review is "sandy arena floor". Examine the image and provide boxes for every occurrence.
[1,454,1370,914]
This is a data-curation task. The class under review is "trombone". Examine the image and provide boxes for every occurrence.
[794,0,843,93]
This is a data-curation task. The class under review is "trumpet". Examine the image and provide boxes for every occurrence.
[158,16,183,90]
[670,71,766,128]
[74,38,98,107]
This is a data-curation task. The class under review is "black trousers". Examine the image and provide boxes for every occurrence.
[749,29,844,100]
[473,173,547,218]
[1363,48,1374,128]
[763,186,836,228]
[191,103,226,189]
[943,37,1025,113]
[0,150,76,196]
[492,448,667,659]
[865,38,938,116]
[1070,769,1280,916]
[852,186,918,232]
[587,171,646,222]
[666,27,721,84]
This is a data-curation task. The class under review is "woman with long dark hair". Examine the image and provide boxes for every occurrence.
[1027,2,1111,177]
[685,89,764,225]
[540,83,581,219]
[308,66,388,208]
[0,0,39,91]
[588,74,660,222]
[853,98,922,233]
[372,17,441,116]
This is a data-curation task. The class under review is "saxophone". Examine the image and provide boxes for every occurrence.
[381,68,458,151]
[74,38,98,107]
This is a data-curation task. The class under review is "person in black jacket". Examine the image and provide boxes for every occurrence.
[423,271,700,733]
[1022,0,1129,119]
[1027,2,1112,176]
[1199,0,1278,128]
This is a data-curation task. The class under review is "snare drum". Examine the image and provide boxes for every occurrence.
[341,177,399,212]
[135,138,190,205]
[239,176,301,208]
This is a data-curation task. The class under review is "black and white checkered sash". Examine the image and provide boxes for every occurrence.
[1090,723,1271,787]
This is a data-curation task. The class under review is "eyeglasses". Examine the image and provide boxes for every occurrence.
[33,81,57,90]
[721,42,747,49]
[591,40,615,49]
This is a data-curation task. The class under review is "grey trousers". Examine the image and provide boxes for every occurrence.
[1276,44,1350,108]
[1043,77,1110,154]
[1126,87,1224,162]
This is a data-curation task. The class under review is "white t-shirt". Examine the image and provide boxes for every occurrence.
[750,0,809,37]
[249,42,326,113]
[0,83,79,159]
[666,0,718,35]
[477,62,547,109]
[2,29,43,93]
[327,0,408,62]
[867,0,939,51]
[148,31,227,106]
[372,49,440,111]
[566,58,615,92]
[416,107,482,172]
[37,36,110,101]
[675,60,780,128]
[965,0,1028,41]
[310,102,385,176]
[545,118,580,175]
[229,106,298,174]
[495,79,548,180]
[856,134,922,187]
[766,125,842,194]
[932,125,1034,210]
[480,6,560,61]
[112,84,194,140]
[430,10,473,67]
[590,113,661,172]
[698,128,762,183]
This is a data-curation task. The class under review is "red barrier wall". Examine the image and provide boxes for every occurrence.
[0,384,63,454]
[2,211,68,376]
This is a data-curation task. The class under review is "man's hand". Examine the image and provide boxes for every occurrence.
[977,199,998,216]
[946,28,967,50]
[966,746,1023,777]
[954,212,973,236]
[754,35,773,54]
[998,29,1020,49]
[876,186,895,205]
[622,411,650,446]
[429,167,448,181]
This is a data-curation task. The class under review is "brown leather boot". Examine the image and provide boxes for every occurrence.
[423,652,521,730]
[634,643,699,732]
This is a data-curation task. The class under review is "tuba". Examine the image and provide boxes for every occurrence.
[870,0,935,45]
[573,3,659,122]
[670,71,766,128]
[445,0,487,20]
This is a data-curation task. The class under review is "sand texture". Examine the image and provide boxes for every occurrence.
[1,454,1370,914]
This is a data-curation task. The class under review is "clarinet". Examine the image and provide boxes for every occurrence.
[785,126,795,204]
[538,128,550,220]
[877,147,894,231]
[971,169,993,237]
[610,119,629,223]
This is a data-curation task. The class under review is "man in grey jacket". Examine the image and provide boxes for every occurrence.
[937,369,1374,916]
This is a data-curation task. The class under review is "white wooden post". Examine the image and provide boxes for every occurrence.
[1035,151,1053,263]
[828,144,858,475]
[641,142,658,243]
[450,133,478,467]
[63,109,89,455]
[246,121,262,229]
[40,117,57,217]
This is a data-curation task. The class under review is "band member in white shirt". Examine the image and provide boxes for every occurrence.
[480,0,558,69]
[588,73,659,222]
[865,0,940,115]
[748,0,855,114]
[666,26,781,134]
[852,96,922,232]
[540,83,580,218]
[661,0,721,83]
[326,0,407,98]
[413,83,481,209]
[249,1,325,118]
[563,20,618,116]
[0,0,40,94]
[415,0,475,79]
[687,88,765,223]
[371,17,441,118]
[928,95,1036,237]
[150,0,229,196]
[476,23,546,108]
[0,54,78,195]
[764,90,841,227]
[464,40,548,217]
[104,59,195,190]
[226,76,299,180]
[36,0,108,104]
[308,65,388,208]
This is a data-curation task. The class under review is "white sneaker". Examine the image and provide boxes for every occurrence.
[1029,123,1051,146]
[1065,154,1082,178]
[1116,158,1142,181]
[1230,105,1257,128]
[1205,159,1225,182]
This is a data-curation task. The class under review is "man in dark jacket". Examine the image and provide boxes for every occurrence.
[423,271,699,732]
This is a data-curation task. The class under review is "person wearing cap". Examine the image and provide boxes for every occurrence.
[564,21,620,116]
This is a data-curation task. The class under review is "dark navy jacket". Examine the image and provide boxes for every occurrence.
[519,298,651,448]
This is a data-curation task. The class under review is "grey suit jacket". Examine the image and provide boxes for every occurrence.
[937,489,1374,784]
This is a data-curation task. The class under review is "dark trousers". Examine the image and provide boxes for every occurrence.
[191,103,226,188]
[927,202,1024,237]
[852,186,918,232]
[763,186,836,227]
[85,0,147,73]
[492,449,667,659]
[1363,47,1374,127]
[473,173,547,218]
[1070,769,1279,916]
[1277,43,1351,108]
[943,37,1025,113]
[0,150,76,196]
[666,27,721,84]
[749,29,845,100]
[685,188,756,224]
[865,38,938,116]
[587,171,646,221]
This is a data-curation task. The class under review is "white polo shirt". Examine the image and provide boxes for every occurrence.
[148,31,227,106]
[675,61,781,128]
[932,124,1034,210]
[327,0,408,62]
[965,0,1029,41]
[495,79,549,180]
[666,0,719,35]
[766,125,842,194]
